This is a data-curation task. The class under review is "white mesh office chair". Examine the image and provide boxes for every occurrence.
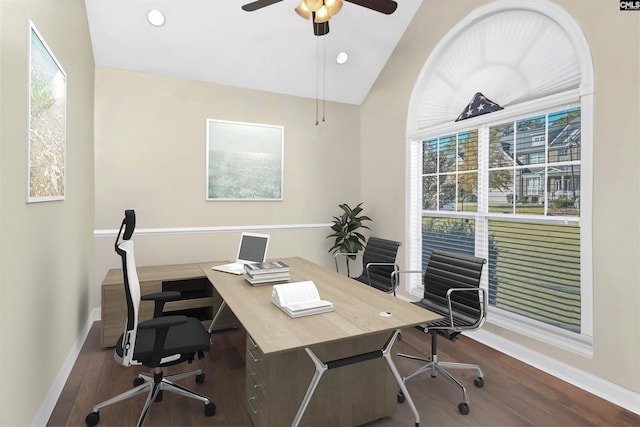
[85,210,215,427]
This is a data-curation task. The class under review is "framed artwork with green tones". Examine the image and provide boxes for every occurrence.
[28,23,66,203]
[206,119,284,201]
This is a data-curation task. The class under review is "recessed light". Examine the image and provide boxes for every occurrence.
[147,9,166,27]
[336,52,349,65]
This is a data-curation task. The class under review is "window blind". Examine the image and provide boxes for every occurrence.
[421,217,477,267]
[487,220,581,332]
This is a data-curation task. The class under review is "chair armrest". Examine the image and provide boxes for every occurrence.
[391,270,424,292]
[138,315,188,365]
[142,291,181,302]
[142,291,182,318]
[445,287,488,331]
[392,271,487,332]
[138,314,187,330]
[364,262,400,290]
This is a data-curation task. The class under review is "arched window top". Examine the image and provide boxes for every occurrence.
[407,0,594,133]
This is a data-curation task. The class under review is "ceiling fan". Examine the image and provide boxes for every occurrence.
[242,0,398,36]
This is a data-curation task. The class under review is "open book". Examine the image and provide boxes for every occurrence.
[271,281,334,318]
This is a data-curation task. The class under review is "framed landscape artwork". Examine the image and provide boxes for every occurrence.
[206,119,284,201]
[28,23,66,203]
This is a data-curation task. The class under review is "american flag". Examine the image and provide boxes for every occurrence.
[455,92,503,122]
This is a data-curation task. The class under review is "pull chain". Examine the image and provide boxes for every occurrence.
[315,36,327,125]
[322,36,326,122]
[315,37,319,125]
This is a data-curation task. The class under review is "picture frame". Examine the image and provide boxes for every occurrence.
[28,22,66,203]
[206,119,284,201]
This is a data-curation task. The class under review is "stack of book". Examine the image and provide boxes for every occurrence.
[244,261,290,285]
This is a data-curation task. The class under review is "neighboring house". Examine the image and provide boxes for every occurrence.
[494,114,581,210]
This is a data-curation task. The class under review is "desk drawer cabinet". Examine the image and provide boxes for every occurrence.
[100,263,239,348]
[245,335,268,427]
[244,332,397,427]
[244,334,315,426]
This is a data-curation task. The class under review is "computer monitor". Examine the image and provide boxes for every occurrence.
[236,232,269,264]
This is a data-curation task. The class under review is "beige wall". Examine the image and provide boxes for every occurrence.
[361,0,639,394]
[93,67,363,301]
[0,0,95,425]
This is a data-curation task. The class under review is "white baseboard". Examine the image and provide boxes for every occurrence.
[31,307,101,427]
[467,329,640,415]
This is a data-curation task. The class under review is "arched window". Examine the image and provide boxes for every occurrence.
[406,0,594,355]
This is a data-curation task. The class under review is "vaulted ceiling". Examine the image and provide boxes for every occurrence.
[85,0,423,105]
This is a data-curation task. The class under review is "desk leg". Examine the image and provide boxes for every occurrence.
[383,329,420,427]
[207,300,227,334]
[291,348,328,427]
[292,331,420,427]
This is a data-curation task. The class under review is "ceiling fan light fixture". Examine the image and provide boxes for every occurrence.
[295,1,311,19]
[304,0,323,13]
[325,0,343,16]
[314,5,330,23]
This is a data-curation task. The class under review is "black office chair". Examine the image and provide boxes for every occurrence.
[394,249,487,415]
[85,210,215,427]
[334,236,402,295]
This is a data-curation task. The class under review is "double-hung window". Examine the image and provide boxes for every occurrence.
[410,103,591,355]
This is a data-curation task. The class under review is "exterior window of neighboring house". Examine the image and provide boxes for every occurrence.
[557,148,566,161]
[531,134,546,146]
[406,1,594,355]
[529,152,545,164]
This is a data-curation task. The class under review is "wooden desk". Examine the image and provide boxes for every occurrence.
[201,257,441,427]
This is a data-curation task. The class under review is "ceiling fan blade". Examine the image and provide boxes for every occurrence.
[242,0,284,12]
[344,0,397,14]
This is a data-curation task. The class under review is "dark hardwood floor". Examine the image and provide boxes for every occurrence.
[48,322,639,426]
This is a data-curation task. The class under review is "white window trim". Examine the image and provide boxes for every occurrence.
[405,0,594,356]
[407,97,592,355]
[409,115,592,356]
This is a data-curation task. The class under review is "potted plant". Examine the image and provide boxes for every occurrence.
[326,202,372,275]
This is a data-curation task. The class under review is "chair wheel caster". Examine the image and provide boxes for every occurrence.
[458,402,469,415]
[205,402,216,417]
[196,373,205,384]
[133,377,144,387]
[85,411,100,426]
[397,391,406,403]
[474,377,484,388]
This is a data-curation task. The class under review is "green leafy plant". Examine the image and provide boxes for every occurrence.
[327,202,372,274]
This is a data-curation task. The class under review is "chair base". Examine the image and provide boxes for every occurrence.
[86,367,215,427]
[398,352,484,415]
